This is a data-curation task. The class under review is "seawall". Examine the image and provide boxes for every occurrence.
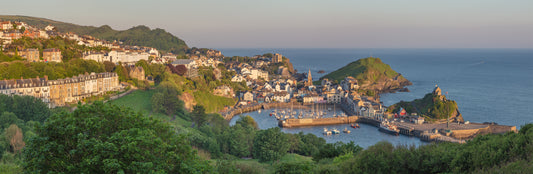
[279,116,360,128]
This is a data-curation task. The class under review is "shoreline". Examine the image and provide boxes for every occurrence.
[226,103,517,144]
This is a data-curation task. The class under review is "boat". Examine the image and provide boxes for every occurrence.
[258,109,261,114]
[351,124,360,129]
[323,128,332,136]
[378,121,400,136]
[343,127,351,133]
[331,128,341,134]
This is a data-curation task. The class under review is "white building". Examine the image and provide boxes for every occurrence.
[231,75,245,82]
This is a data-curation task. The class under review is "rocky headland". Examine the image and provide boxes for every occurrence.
[320,57,412,94]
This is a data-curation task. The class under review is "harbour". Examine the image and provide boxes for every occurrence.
[229,103,517,145]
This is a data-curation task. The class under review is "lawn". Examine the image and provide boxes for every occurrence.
[230,153,313,174]
[108,89,191,127]
[193,90,236,113]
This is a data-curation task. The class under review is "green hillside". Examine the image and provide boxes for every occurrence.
[387,91,463,121]
[0,15,188,54]
[320,57,411,93]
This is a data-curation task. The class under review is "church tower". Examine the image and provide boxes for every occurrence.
[306,68,312,86]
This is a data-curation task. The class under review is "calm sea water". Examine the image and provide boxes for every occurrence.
[222,48,533,148]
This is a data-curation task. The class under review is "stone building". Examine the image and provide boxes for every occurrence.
[272,53,283,63]
[20,48,40,62]
[129,66,145,81]
[0,72,120,108]
[43,48,62,62]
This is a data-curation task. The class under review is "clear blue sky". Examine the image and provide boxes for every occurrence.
[2,0,532,48]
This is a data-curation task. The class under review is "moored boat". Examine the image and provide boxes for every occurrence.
[323,128,332,136]
[331,128,341,134]
[343,127,351,133]
[378,121,399,136]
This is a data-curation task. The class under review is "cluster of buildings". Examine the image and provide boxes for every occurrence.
[233,66,388,118]
[1,21,63,62]
[0,21,51,46]
[0,72,120,108]
[169,49,225,78]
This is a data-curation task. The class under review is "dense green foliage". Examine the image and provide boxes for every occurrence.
[151,81,185,117]
[388,93,459,119]
[0,59,105,80]
[23,102,210,173]
[0,15,189,54]
[0,94,51,173]
[165,69,237,113]
[335,125,533,173]
[321,57,407,85]
[253,127,290,162]
[0,94,50,123]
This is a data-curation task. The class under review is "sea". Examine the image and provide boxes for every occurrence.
[221,48,533,148]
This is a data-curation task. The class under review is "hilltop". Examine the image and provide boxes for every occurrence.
[320,57,411,94]
[387,86,464,122]
[0,15,188,54]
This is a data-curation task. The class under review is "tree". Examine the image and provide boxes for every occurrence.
[11,95,50,122]
[0,112,23,130]
[5,124,25,153]
[235,115,258,130]
[114,62,129,81]
[253,127,290,162]
[192,105,208,127]
[151,81,183,117]
[103,61,115,72]
[24,102,210,173]
[135,59,151,75]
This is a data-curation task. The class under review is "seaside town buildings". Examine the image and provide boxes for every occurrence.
[272,53,283,63]
[43,48,62,62]
[128,66,145,81]
[1,20,388,118]
[20,48,40,62]
[0,72,120,108]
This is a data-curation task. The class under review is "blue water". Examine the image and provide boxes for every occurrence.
[223,48,533,148]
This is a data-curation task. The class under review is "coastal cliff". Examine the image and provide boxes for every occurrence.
[320,57,412,94]
[387,86,464,122]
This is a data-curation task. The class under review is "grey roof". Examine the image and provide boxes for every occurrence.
[171,59,194,65]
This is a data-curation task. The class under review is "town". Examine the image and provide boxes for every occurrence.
[0,19,517,144]
[1,20,386,119]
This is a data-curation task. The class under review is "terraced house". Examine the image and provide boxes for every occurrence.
[0,72,120,107]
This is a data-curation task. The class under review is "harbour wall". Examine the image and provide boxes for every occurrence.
[278,116,360,128]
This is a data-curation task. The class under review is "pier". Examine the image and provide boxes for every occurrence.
[278,116,361,128]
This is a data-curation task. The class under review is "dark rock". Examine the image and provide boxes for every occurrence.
[399,87,410,92]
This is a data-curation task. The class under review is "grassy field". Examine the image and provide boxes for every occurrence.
[108,89,191,127]
[193,90,236,113]
[230,153,313,174]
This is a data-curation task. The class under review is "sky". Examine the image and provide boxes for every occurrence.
[1,0,532,48]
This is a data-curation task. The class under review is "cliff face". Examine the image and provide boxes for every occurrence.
[321,57,412,93]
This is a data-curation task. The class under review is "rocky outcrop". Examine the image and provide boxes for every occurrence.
[359,74,413,94]
[179,92,196,112]
[388,86,463,122]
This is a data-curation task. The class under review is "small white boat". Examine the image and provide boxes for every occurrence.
[323,128,332,135]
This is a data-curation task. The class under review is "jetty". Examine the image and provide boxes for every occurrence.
[279,114,516,143]
[278,116,360,128]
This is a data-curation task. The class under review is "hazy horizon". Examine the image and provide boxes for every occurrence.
[1,0,532,49]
